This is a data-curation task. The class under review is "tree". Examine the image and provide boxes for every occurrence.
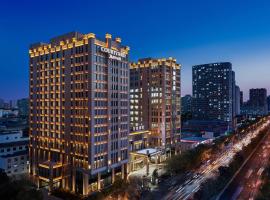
[0,173,42,200]
[152,169,158,184]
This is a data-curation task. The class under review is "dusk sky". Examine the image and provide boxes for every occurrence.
[1,0,270,101]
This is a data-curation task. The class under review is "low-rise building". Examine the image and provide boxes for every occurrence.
[0,130,29,176]
[0,108,14,118]
[182,120,229,137]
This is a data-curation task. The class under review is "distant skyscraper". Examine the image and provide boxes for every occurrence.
[267,96,270,113]
[181,95,192,114]
[29,32,130,195]
[240,91,243,107]
[232,71,236,118]
[0,99,4,108]
[130,58,181,147]
[249,88,268,115]
[9,100,17,108]
[192,62,235,128]
[17,98,29,116]
[235,86,240,115]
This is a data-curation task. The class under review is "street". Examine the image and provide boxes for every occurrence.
[218,126,270,200]
[159,118,270,200]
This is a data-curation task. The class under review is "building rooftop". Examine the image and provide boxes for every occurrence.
[193,62,232,68]
[130,57,180,69]
[29,31,129,53]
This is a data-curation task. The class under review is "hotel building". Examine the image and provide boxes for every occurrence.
[29,32,130,195]
[130,58,181,149]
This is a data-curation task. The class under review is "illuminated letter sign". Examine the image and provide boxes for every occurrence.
[100,47,126,61]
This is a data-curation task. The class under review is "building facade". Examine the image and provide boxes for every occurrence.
[249,88,268,115]
[267,95,270,113]
[240,91,243,107]
[0,99,4,108]
[130,58,181,148]
[192,62,236,129]
[181,95,192,114]
[29,32,130,195]
[235,85,241,115]
[17,98,29,117]
[0,130,29,176]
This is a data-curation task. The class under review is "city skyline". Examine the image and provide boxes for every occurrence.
[1,0,270,100]
[1,1,270,199]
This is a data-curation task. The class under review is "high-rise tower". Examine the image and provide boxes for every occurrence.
[29,32,130,195]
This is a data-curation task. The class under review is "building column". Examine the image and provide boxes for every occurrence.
[121,164,127,181]
[97,173,101,190]
[131,154,135,171]
[48,164,53,193]
[32,148,37,176]
[37,177,40,188]
[83,172,89,196]
[112,168,115,184]
[72,169,76,193]
[121,164,125,180]
[146,157,149,176]
[127,163,130,174]
[61,178,65,189]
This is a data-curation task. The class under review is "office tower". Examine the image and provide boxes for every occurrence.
[130,58,181,148]
[232,71,236,118]
[17,98,29,116]
[249,88,268,115]
[240,91,243,107]
[267,96,270,113]
[29,32,130,195]
[192,62,235,128]
[181,95,192,114]
[235,86,240,115]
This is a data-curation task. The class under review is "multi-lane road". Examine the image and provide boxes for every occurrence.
[218,126,270,200]
[161,118,270,200]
